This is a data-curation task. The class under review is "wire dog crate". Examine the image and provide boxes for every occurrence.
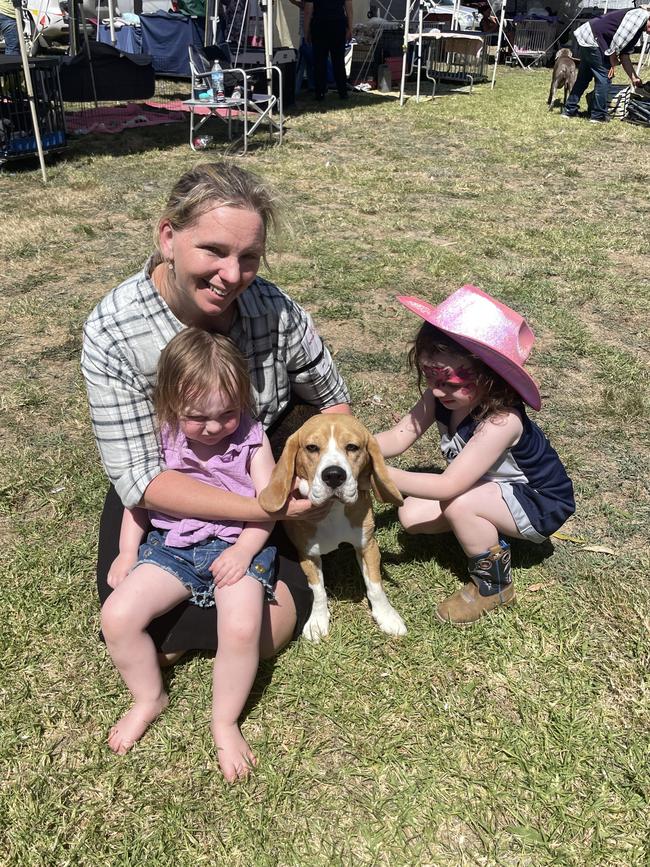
[424,32,486,94]
[509,20,556,67]
[0,56,66,164]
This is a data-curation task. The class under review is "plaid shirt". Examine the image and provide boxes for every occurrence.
[576,9,649,55]
[81,259,350,508]
[606,9,649,56]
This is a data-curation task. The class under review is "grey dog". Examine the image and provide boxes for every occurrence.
[548,48,578,110]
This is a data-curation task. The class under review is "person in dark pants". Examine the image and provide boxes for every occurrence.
[0,0,20,55]
[304,0,352,101]
[562,7,650,123]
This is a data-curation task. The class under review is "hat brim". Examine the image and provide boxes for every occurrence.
[399,296,542,411]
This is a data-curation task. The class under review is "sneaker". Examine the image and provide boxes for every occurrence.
[589,116,610,124]
[435,581,515,626]
[560,111,577,119]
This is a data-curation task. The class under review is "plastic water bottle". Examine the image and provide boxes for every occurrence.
[211,60,225,103]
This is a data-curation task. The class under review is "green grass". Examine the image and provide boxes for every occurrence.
[1,68,649,866]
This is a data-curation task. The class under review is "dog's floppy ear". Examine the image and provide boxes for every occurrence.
[258,431,301,512]
[366,434,403,506]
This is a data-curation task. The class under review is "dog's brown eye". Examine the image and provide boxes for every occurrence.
[305,444,320,453]
[346,443,360,453]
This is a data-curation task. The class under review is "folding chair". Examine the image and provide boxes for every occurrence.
[185,45,283,155]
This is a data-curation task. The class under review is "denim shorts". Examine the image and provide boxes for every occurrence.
[137,530,277,607]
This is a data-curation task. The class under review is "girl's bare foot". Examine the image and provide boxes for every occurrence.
[212,722,257,782]
[108,694,169,755]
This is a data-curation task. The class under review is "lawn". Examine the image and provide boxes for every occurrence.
[1,67,648,866]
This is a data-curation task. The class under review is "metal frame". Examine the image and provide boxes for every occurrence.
[509,19,556,68]
[424,31,485,95]
[400,0,491,104]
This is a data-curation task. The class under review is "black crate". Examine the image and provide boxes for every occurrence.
[0,56,66,162]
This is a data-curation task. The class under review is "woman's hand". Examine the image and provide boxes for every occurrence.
[263,486,332,521]
[282,495,332,521]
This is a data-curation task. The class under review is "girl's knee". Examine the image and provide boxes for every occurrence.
[218,613,261,648]
[101,594,142,640]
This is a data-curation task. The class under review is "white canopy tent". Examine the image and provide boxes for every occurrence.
[11,0,47,181]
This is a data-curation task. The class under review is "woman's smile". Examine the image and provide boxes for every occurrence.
[158,205,265,329]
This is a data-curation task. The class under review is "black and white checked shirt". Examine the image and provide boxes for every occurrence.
[575,9,649,55]
[81,259,350,508]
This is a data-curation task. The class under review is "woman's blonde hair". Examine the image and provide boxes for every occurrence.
[408,322,519,421]
[154,328,254,430]
[154,161,279,261]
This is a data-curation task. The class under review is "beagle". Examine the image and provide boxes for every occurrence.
[259,414,407,641]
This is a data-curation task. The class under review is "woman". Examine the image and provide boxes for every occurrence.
[82,162,351,660]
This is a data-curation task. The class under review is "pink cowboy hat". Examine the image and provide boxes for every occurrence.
[397,285,542,410]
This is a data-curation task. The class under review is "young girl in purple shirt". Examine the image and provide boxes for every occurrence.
[102,327,276,782]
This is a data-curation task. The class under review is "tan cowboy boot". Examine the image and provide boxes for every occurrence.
[436,541,515,626]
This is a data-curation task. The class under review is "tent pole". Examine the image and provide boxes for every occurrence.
[490,3,506,89]
[69,0,78,55]
[416,0,423,102]
[399,0,412,105]
[107,0,116,45]
[264,0,273,98]
[12,0,47,183]
[78,0,99,106]
[637,31,648,76]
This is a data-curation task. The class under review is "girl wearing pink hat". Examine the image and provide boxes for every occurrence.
[375,286,575,626]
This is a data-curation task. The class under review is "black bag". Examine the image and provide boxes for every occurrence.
[625,93,650,126]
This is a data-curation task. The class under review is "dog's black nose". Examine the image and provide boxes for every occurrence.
[321,465,347,489]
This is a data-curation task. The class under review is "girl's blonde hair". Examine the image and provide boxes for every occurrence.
[154,161,279,263]
[154,328,254,430]
[408,322,519,421]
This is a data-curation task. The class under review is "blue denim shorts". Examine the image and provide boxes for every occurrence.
[137,530,277,607]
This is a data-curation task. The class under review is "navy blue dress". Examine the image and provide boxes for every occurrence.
[435,402,575,542]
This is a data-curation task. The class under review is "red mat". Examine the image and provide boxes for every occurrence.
[65,103,186,135]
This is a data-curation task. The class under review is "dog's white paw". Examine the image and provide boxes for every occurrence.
[302,610,330,642]
[373,603,407,636]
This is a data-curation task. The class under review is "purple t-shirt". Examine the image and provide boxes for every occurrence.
[149,414,263,547]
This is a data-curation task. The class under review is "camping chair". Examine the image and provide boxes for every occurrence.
[185,45,283,154]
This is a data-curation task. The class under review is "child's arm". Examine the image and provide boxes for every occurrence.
[210,434,276,589]
[388,411,523,501]
[374,390,436,458]
[107,506,149,588]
